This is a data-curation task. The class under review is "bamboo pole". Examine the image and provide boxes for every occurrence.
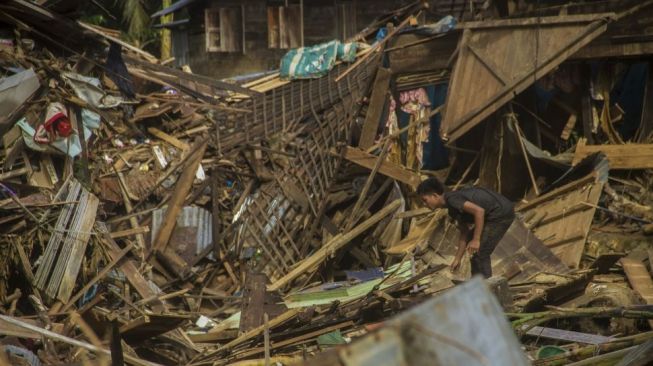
[533,331,653,366]
[510,306,653,332]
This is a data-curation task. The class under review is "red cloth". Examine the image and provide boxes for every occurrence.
[34,103,74,144]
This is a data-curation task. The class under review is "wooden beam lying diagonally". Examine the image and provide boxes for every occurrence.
[340,146,422,188]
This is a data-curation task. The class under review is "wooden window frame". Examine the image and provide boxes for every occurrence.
[205,5,245,53]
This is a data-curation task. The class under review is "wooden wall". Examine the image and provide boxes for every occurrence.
[174,0,416,79]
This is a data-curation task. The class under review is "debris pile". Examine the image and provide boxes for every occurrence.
[1,1,653,365]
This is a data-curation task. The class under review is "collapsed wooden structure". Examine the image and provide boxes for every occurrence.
[1,0,653,365]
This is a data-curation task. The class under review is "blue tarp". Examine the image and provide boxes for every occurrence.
[279,40,358,80]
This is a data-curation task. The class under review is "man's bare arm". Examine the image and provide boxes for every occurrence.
[462,201,485,254]
[455,224,468,260]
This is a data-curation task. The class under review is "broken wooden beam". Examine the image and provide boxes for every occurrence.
[358,67,392,149]
[110,226,150,239]
[147,127,190,152]
[149,140,207,256]
[97,224,167,313]
[573,140,653,169]
[339,147,421,188]
[61,242,135,312]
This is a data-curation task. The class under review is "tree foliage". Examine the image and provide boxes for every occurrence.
[81,0,161,51]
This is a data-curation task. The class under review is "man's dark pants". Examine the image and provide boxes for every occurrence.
[469,214,514,278]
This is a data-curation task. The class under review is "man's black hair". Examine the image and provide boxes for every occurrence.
[417,177,445,196]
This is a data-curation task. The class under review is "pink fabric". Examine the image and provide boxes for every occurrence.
[388,88,431,115]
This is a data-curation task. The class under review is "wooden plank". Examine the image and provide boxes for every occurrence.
[150,140,207,255]
[0,167,29,181]
[113,166,146,250]
[516,174,603,268]
[12,236,37,288]
[573,40,653,60]
[344,141,390,231]
[268,200,401,292]
[98,224,167,312]
[340,147,421,188]
[147,127,190,151]
[124,56,260,98]
[517,174,596,212]
[442,17,609,142]
[110,226,150,239]
[621,258,653,328]
[35,180,81,291]
[573,142,653,169]
[394,207,431,219]
[385,210,443,255]
[515,121,540,196]
[0,318,63,339]
[61,242,134,312]
[77,21,158,63]
[359,67,391,149]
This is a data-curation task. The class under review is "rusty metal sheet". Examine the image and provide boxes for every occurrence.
[152,206,213,264]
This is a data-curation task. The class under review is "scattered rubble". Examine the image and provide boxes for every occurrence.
[1,1,653,365]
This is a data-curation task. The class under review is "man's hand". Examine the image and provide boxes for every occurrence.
[467,238,481,255]
[450,257,461,273]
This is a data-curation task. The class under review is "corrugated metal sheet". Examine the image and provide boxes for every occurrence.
[152,205,213,262]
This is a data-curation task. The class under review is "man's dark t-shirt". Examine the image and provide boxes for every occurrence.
[444,187,514,224]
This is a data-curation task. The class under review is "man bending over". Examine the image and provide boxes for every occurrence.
[417,178,515,278]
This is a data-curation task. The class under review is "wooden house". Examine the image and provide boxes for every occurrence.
[152,0,464,78]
